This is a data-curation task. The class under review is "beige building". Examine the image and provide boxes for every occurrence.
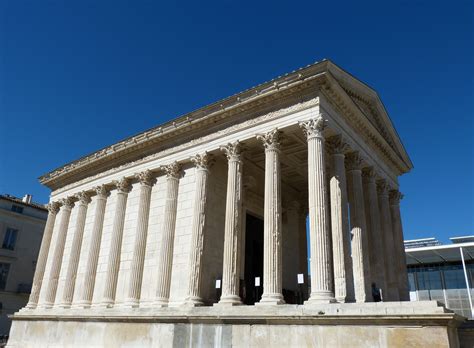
[8,60,465,347]
[0,194,47,336]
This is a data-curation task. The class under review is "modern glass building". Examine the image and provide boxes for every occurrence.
[405,236,474,319]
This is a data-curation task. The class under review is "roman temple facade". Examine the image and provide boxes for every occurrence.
[8,60,463,347]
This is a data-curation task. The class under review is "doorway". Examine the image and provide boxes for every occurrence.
[243,213,264,305]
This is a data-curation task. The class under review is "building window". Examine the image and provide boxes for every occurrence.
[0,263,10,291]
[11,205,24,214]
[2,228,18,250]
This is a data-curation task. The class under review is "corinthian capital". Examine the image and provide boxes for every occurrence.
[299,114,326,140]
[113,177,132,193]
[135,170,156,187]
[326,135,350,155]
[376,179,390,196]
[75,191,91,205]
[345,152,364,171]
[47,201,60,214]
[389,190,404,205]
[162,161,181,179]
[191,152,213,170]
[220,141,242,162]
[362,167,377,182]
[256,129,281,151]
[93,185,109,198]
[60,197,75,210]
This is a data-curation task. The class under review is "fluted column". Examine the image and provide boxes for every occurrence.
[377,180,399,301]
[60,192,91,308]
[346,152,372,303]
[26,202,60,309]
[362,168,387,296]
[101,177,132,307]
[184,153,211,306]
[154,162,181,306]
[299,116,335,304]
[390,190,410,301]
[327,135,355,303]
[42,197,75,308]
[256,129,285,305]
[124,170,155,307]
[218,141,244,306]
[77,185,109,308]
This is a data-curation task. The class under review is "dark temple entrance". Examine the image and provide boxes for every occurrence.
[243,213,264,305]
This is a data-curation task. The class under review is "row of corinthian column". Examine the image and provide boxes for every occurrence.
[26,113,408,310]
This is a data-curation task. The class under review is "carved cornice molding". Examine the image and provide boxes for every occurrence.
[257,129,281,151]
[299,114,326,140]
[51,97,320,196]
[41,72,324,190]
[220,141,242,162]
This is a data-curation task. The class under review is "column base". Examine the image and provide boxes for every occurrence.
[256,293,285,306]
[215,295,242,306]
[57,302,72,309]
[98,300,115,308]
[122,299,140,308]
[182,296,204,307]
[152,298,170,308]
[38,302,54,309]
[71,301,92,309]
[305,291,336,305]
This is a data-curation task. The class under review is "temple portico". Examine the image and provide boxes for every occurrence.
[9,60,462,348]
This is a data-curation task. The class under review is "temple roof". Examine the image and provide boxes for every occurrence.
[39,59,413,190]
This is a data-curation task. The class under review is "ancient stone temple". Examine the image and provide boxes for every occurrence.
[9,60,462,347]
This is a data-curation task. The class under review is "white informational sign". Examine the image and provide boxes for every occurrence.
[215,279,221,289]
[297,273,304,284]
[255,277,261,287]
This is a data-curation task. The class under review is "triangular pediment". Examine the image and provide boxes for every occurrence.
[326,62,413,169]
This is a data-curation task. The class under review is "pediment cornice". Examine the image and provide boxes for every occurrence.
[41,60,413,192]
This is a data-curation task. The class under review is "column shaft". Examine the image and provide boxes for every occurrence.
[42,197,74,308]
[257,130,284,305]
[102,178,131,307]
[60,192,91,307]
[155,163,180,306]
[26,202,60,309]
[300,117,335,303]
[346,153,372,303]
[362,169,387,296]
[184,153,211,306]
[390,190,410,301]
[218,142,243,305]
[377,180,399,301]
[125,171,155,307]
[78,186,108,307]
[327,136,355,303]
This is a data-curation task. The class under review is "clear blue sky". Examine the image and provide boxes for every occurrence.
[0,1,472,243]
